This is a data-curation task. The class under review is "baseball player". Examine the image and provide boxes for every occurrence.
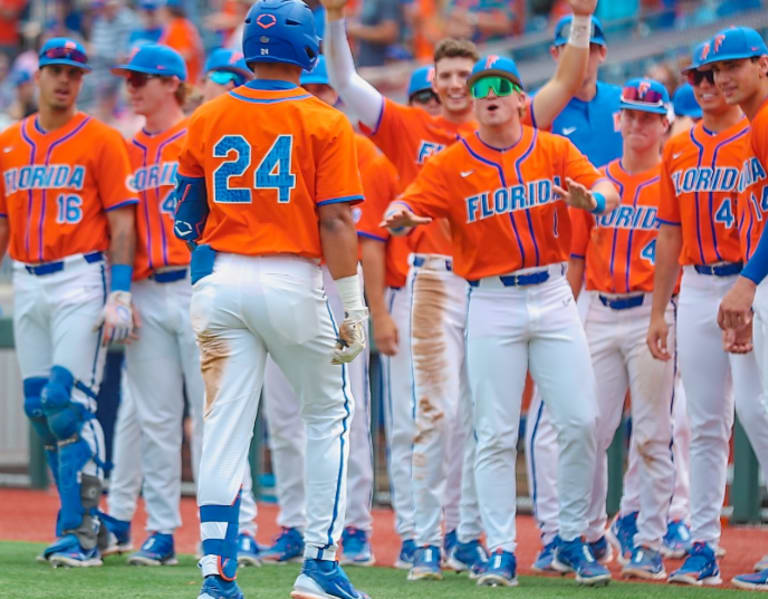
[407,65,441,117]
[173,1,369,598]
[569,77,676,580]
[200,48,253,103]
[647,31,768,586]
[0,38,137,566]
[703,27,768,592]
[257,56,376,567]
[383,55,620,587]
[103,44,261,568]
[322,0,599,580]
[524,14,623,571]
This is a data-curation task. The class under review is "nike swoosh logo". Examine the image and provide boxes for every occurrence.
[561,127,577,136]
[460,170,474,177]
[672,152,683,159]
[3,147,12,153]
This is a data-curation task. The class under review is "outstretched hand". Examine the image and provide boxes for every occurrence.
[553,177,596,211]
[319,0,348,19]
[568,0,597,16]
[379,203,432,233]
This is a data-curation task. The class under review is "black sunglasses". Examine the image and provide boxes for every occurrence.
[687,69,715,86]
[42,46,88,65]
[126,72,162,88]
[410,89,440,105]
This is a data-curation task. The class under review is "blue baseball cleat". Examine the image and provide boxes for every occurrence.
[622,546,666,580]
[446,539,488,579]
[236,532,261,567]
[443,529,457,561]
[127,532,177,566]
[661,520,692,559]
[552,536,611,586]
[340,527,375,566]
[100,513,132,557]
[668,542,722,586]
[48,533,103,568]
[261,527,304,564]
[588,535,613,564]
[394,539,416,570]
[407,545,442,580]
[290,558,370,599]
[606,511,638,565]
[732,568,768,591]
[197,575,244,599]
[755,553,768,572]
[476,549,517,587]
[531,539,559,573]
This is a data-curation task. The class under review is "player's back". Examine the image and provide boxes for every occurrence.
[178,81,362,260]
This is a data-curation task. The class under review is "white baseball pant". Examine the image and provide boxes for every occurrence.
[13,255,108,483]
[262,265,373,533]
[192,254,353,562]
[467,264,597,552]
[582,294,676,550]
[678,266,768,546]
[754,280,768,408]
[408,254,482,547]
[380,284,415,542]
[110,273,258,535]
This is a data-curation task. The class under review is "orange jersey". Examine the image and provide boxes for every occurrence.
[737,98,768,261]
[658,119,749,265]
[0,112,137,263]
[161,17,204,84]
[128,119,191,280]
[355,137,409,288]
[398,127,603,280]
[177,81,363,259]
[571,160,660,294]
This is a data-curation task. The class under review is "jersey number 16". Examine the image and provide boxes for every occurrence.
[212,134,296,204]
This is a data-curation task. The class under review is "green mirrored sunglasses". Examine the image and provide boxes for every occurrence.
[471,76,522,99]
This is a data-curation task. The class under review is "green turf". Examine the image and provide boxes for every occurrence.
[0,541,750,599]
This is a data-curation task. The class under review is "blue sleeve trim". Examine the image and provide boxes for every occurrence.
[105,198,139,212]
[529,102,538,129]
[317,195,364,207]
[742,231,768,285]
[570,253,585,259]
[357,231,387,242]
[657,218,681,226]
[370,101,385,136]
[110,264,133,292]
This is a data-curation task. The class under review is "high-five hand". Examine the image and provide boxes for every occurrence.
[553,177,596,211]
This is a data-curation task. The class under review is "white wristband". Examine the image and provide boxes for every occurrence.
[335,274,366,314]
[568,14,591,48]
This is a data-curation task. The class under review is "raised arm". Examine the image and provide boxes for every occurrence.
[530,0,596,129]
[322,0,384,129]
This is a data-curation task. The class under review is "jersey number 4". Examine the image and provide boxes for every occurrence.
[715,197,735,228]
[213,134,296,204]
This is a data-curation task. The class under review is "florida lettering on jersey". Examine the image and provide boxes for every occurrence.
[0,112,137,263]
[398,127,602,280]
[464,178,561,223]
[128,161,179,193]
[3,164,85,193]
[177,80,363,259]
[416,140,445,165]
[658,119,749,266]
[572,160,660,294]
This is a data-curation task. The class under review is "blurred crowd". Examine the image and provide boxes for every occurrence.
[0,0,764,136]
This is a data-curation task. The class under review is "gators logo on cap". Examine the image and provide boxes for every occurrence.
[637,79,651,97]
[257,13,277,29]
[64,40,77,50]
[700,42,711,61]
[485,55,500,69]
[713,33,726,54]
[230,52,244,64]
[427,66,435,83]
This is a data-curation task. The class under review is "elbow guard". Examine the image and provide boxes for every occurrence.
[174,175,208,242]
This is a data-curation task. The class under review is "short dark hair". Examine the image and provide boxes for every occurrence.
[433,38,479,66]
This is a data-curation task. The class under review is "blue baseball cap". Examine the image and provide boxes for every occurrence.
[139,0,163,10]
[682,41,711,72]
[204,48,251,80]
[300,55,329,86]
[468,55,524,89]
[699,27,768,66]
[38,38,91,72]
[619,77,671,115]
[407,65,434,97]
[111,43,187,81]
[673,83,702,119]
[553,15,606,47]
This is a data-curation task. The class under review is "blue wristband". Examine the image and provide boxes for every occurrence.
[590,191,606,214]
[110,264,133,292]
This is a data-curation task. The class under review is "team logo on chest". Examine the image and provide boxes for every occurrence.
[464,178,560,223]
[3,164,85,193]
[416,141,445,165]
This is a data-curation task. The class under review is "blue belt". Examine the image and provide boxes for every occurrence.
[150,268,188,283]
[599,294,644,310]
[468,269,549,287]
[694,262,743,277]
[24,251,103,276]
[412,256,452,271]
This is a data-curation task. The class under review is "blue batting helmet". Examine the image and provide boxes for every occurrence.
[242,0,320,72]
